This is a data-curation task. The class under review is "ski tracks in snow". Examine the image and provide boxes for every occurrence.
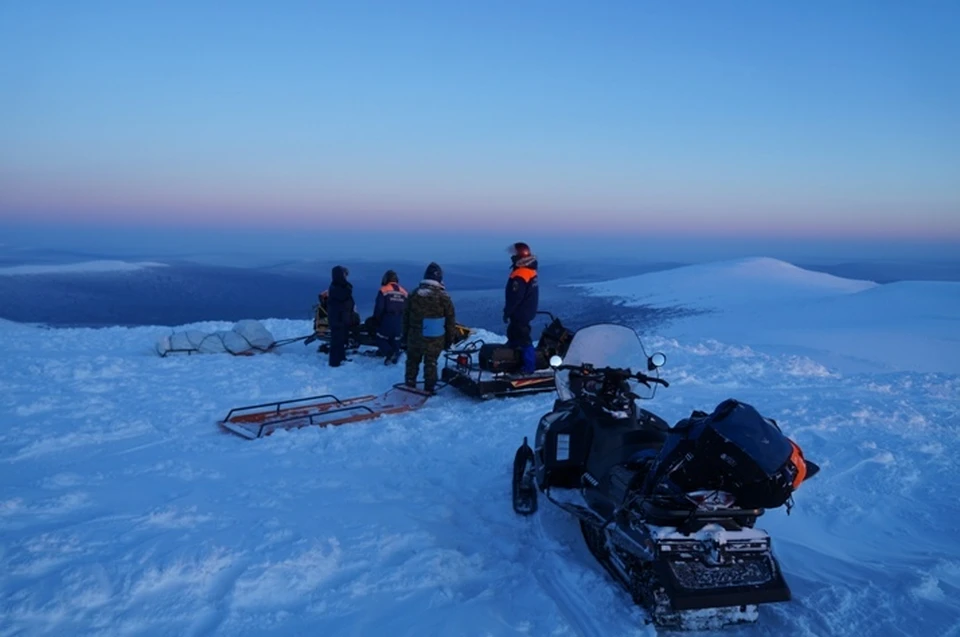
[2,318,959,636]
[523,513,652,637]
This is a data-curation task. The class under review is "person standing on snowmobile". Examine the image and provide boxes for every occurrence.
[401,262,457,393]
[372,269,408,365]
[503,242,539,373]
[326,265,355,367]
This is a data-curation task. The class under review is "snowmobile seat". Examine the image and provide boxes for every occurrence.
[617,429,667,472]
[621,428,667,448]
[625,448,660,472]
[583,423,668,485]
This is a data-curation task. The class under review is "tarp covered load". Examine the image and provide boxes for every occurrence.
[156,319,277,357]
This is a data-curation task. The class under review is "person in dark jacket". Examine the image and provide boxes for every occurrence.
[402,262,456,394]
[503,242,539,373]
[326,265,355,367]
[372,269,408,364]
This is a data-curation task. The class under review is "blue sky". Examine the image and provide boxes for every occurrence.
[1,0,958,250]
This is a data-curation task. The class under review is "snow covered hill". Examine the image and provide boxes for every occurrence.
[581,257,960,374]
[574,257,879,311]
[1,258,958,637]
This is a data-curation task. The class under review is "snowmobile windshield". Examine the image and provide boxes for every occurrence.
[555,323,658,402]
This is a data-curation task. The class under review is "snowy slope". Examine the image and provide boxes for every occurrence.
[1,259,959,637]
[581,257,960,375]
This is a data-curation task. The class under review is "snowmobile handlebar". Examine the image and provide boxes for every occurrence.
[554,363,669,388]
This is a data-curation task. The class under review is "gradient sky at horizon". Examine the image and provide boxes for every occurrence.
[1,0,958,242]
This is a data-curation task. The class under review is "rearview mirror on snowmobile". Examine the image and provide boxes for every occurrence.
[549,355,563,368]
[648,352,666,370]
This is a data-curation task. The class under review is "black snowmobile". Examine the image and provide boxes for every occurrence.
[511,323,820,630]
[441,311,574,399]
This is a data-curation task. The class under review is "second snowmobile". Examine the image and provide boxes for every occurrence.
[441,311,574,399]
[511,323,819,630]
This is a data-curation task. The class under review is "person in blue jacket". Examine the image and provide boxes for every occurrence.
[503,242,539,373]
[372,269,408,365]
[326,265,355,367]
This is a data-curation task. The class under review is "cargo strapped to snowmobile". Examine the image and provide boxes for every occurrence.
[441,311,574,399]
[643,399,820,511]
[219,383,434,439]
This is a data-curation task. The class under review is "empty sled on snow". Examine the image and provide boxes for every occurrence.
[219,383,434,439]
[441,312,575,400]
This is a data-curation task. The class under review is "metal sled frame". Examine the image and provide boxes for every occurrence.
[219,383,433,439]
[441,338,557,400]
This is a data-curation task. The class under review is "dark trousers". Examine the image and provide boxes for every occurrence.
[377,334,401,358]
[507,321,536,373]
[405,336,445,390]
[506,321,532,347]
[329,326,348,366]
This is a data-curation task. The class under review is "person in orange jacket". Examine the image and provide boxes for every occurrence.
[372,269,408,365]
[503,242,539,373]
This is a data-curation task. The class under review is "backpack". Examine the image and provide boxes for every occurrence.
[536,317,574,358]
[648,399,813,510]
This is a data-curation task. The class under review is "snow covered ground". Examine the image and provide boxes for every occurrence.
[1,258,958,636]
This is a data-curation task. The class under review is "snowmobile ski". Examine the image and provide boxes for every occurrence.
[219,383,433,439]
[512,437,538,514]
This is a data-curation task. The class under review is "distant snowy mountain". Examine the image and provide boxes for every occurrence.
[580,257,959,374]
[0,260,169,276]
[0,257,957,637]
[576,257,878,311]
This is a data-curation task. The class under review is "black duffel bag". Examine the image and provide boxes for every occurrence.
[647,398,817,509]
[479,343,520,372]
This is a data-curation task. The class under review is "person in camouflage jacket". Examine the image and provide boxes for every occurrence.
[401,262,457,393]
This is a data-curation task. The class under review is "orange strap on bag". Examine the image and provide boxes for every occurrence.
[788,440,808,490]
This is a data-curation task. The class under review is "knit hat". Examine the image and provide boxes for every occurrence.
[423,262,443,283]
[381,269,398,285]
